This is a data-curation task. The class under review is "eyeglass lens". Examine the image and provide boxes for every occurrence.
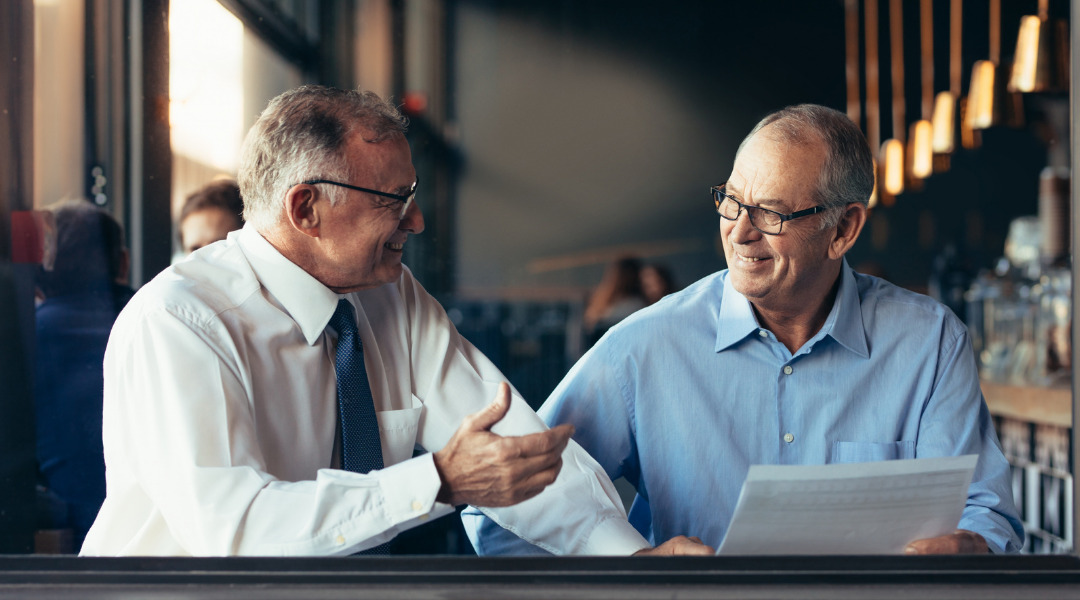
[715,194,783,234]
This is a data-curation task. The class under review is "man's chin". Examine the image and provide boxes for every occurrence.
[729,274,773,303]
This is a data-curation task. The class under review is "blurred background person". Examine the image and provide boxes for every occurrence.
[640,263,677,305]
[177,178,244,255]
[583,255,646,346]
[34,200,133,552]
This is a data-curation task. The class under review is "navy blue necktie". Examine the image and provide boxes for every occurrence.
[329,299,391,554]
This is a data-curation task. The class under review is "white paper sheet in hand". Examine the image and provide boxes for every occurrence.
[717,455,978,555]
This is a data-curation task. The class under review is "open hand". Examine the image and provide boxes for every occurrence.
[433,382,574,507]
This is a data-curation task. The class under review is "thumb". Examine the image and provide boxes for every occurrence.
[466,381,512,432]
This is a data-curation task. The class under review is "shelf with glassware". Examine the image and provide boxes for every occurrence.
[971,256,1072,554]
[962,204,1073,553]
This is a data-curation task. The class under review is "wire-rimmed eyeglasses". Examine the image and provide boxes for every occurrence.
[711,183,825,236]
[300,177,419,219]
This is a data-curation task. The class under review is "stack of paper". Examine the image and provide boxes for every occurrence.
[717,455,978,555]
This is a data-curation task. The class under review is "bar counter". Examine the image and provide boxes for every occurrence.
[3,555,1080,599]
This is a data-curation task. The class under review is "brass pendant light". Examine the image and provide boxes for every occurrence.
[966,0,1000,132]
[931,0,961,157]
[880,0,906,201]
[908,0,934,181]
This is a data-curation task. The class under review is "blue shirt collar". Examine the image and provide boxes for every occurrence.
[714,259,869,358]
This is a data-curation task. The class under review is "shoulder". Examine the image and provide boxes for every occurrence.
[852,271,967,341]
[598,271,724,346]
[118,239,261,332]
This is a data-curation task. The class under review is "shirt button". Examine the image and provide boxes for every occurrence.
[783,365,793,375]
[335,535,346,545]
[411,500,424,512]
[759,330,768,338]
[783,433,795,443]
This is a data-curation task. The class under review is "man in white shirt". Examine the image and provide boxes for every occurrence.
[81,86,710,557]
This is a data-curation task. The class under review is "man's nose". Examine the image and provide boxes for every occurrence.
[727,209,761,243]
[399,199,425,234]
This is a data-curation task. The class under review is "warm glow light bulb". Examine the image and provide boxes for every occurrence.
[1009,15,1041,92]
[931,92,955,153]
[910,120,933,179]
[881,139,904,196]
[966,60,996,129]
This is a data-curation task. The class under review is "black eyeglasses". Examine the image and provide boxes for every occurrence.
[300,177,418,219]
[711,184,825,236]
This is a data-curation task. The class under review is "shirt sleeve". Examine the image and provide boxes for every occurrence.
[459,335,649,555]
[100,304,452,556]
[396,274,649,556]
[916,323,1025,554]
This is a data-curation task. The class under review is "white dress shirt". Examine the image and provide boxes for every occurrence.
[80,225,648,556]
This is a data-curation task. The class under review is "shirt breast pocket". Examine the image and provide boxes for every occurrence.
[375,396,423,466]
[830,440,916,464]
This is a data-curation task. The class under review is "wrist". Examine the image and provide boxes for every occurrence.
[432,449,453,505]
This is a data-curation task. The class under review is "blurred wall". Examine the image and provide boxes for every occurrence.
[450,0,1056,295]
[452,1,848,295]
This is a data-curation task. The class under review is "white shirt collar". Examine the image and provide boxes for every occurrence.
[235,224,341,346]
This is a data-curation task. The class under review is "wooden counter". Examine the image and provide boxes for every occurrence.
[981,380,1072,429]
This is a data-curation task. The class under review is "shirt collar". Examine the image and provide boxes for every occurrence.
[713,259,869,358]
[824,259,870,358]
[714,273,761,352]
[236,224,341,346]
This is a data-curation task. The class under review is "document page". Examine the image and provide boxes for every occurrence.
[717,455,978,555]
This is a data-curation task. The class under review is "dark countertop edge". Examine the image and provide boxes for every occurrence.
[0,555,1078,586]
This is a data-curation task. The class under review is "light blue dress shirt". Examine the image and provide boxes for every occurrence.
[465,261,1024,554]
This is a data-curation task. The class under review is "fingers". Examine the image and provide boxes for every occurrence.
[634,535,715,556]
[463,382,513,433]
[488,455,565,507]
[512,424,575,458]
[905,530,988,555]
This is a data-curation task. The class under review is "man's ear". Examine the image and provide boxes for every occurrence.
[284,184,322,237]
[828,202,867,260]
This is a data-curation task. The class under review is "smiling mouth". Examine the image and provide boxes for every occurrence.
[736,254,768,263]
[385,242,404,252]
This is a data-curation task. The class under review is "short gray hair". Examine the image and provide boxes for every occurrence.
[736,104,873,229]
[238,86,408,228]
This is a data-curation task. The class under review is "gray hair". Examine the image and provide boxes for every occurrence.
[735,104,874,229]
[238,86,408,229]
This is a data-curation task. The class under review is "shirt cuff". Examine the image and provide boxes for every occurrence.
[378,452,454,526]
[578,516,651,555]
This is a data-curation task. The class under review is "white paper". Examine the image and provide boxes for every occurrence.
[717,454,978,555]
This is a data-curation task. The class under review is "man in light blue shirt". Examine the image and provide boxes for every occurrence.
[466,104,1024,555]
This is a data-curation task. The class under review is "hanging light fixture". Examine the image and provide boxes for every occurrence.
[880,0,906,201]
[966,0,1000,130]
[863,0,881,208]
[1009,0,1047,92]
[844,0,861,126]
[931,0,961,156]
[1008,0,1067,93]
[910,120,934,179]
[909,0,934,181]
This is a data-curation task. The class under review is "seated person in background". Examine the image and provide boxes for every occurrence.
[178,178,244,254]
[466,104,1024,555]
[35,199,134,552]
[82,85,709,557]
[583,255,647,346]
[639,263,676,305]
